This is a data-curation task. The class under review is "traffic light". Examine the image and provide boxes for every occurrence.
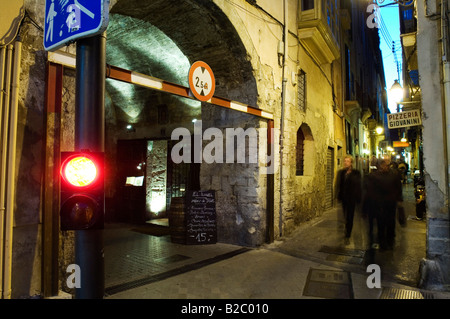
[60,151,104,230]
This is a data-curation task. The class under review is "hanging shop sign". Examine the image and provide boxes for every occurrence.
[387,109,422,129]
[393,141,410,148]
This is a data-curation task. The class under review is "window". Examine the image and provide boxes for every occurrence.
[345,121,353,155]
[298,70,307,112]
[298,0,341,64]
[323,0,340,44]
[296,129,305,176]
[302,0,314,10]
[403,9,413,20]
[296,124,314,176]
[345,46,351,100]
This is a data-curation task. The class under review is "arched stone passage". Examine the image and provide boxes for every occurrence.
[105,0,265,246]
[109,0,257,103]
[106,0,259,132]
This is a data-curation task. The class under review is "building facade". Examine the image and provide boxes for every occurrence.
[1,0,388,298]
[341,0,389,171]
[415,0,450,290]
[397,0,422,178]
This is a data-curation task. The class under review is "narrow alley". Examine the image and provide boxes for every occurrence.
[102,182,448,300]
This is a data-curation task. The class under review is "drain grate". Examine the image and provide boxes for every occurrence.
[319,245,366,258]
[325,254,364,265]
[303,268,353,299]
[380,287,435,299]
[155,254,191,264]
[319,245,366,265]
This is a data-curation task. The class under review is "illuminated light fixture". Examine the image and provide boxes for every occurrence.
[59,152,104,230]
[150,193,166,214]
[376,126,384,134]
[62,156,98,187]
[390,80,403,104]
[401,137,407,142]
[126,124,136,133]
[192,119,197,123]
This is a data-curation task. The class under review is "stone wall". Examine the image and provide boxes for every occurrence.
[21,0,78,297]
[200,103,267,246]
[146,140,168,218]
[5,0,45,298]
[416,0,450,290]
[7,0,342,298]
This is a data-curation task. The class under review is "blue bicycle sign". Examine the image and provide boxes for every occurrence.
[44,0,109,51]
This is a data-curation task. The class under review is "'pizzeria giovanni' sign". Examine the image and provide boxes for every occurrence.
[387,109,422,129]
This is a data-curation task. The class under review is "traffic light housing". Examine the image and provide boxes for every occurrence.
[60,151,104,230]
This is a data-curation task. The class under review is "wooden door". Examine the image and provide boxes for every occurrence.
[116,139,147,224]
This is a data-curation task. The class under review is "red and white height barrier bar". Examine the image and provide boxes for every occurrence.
[48,51,273,121]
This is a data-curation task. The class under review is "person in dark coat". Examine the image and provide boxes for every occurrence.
[336,155,362,239]
[415,184,426,220]
[376,158,403,249]
[362,159,382,248]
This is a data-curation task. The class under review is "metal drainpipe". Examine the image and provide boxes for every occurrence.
[441,0,450,202]
[3,39,21,299]
[0,46,6,299]
[0,44,13,299]
[279,0,288,237]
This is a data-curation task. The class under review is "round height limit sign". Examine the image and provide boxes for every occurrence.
[188,61,215,102]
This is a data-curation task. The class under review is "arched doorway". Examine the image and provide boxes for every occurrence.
[104,0,263,245]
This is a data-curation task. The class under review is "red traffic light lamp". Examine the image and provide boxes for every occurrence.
[62,155,99,187]
[60,151,104,230]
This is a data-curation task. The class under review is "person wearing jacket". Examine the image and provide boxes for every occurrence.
[336,155,362,239]
[376,158,403,249]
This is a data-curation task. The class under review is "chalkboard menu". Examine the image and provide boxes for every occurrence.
[185,190,217,245]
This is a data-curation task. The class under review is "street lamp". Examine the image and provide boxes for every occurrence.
[376,126,384,135]
[390,80,404,106]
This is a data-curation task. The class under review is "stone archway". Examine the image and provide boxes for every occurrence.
[105,0,265,246]
[109,0,257,103]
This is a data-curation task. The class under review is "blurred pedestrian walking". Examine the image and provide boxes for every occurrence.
[336,155,362,240]
[375,158,403,249]
[415,183,426,220]
[362,159,382,249]
[398,157,409,184]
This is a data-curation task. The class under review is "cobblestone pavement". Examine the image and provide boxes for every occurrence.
[103,183,450,299]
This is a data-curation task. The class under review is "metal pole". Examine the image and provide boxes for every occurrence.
[279,0,288,237]
[441,0,450,202]
[74,33,106,299]
[3,40,21,300]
